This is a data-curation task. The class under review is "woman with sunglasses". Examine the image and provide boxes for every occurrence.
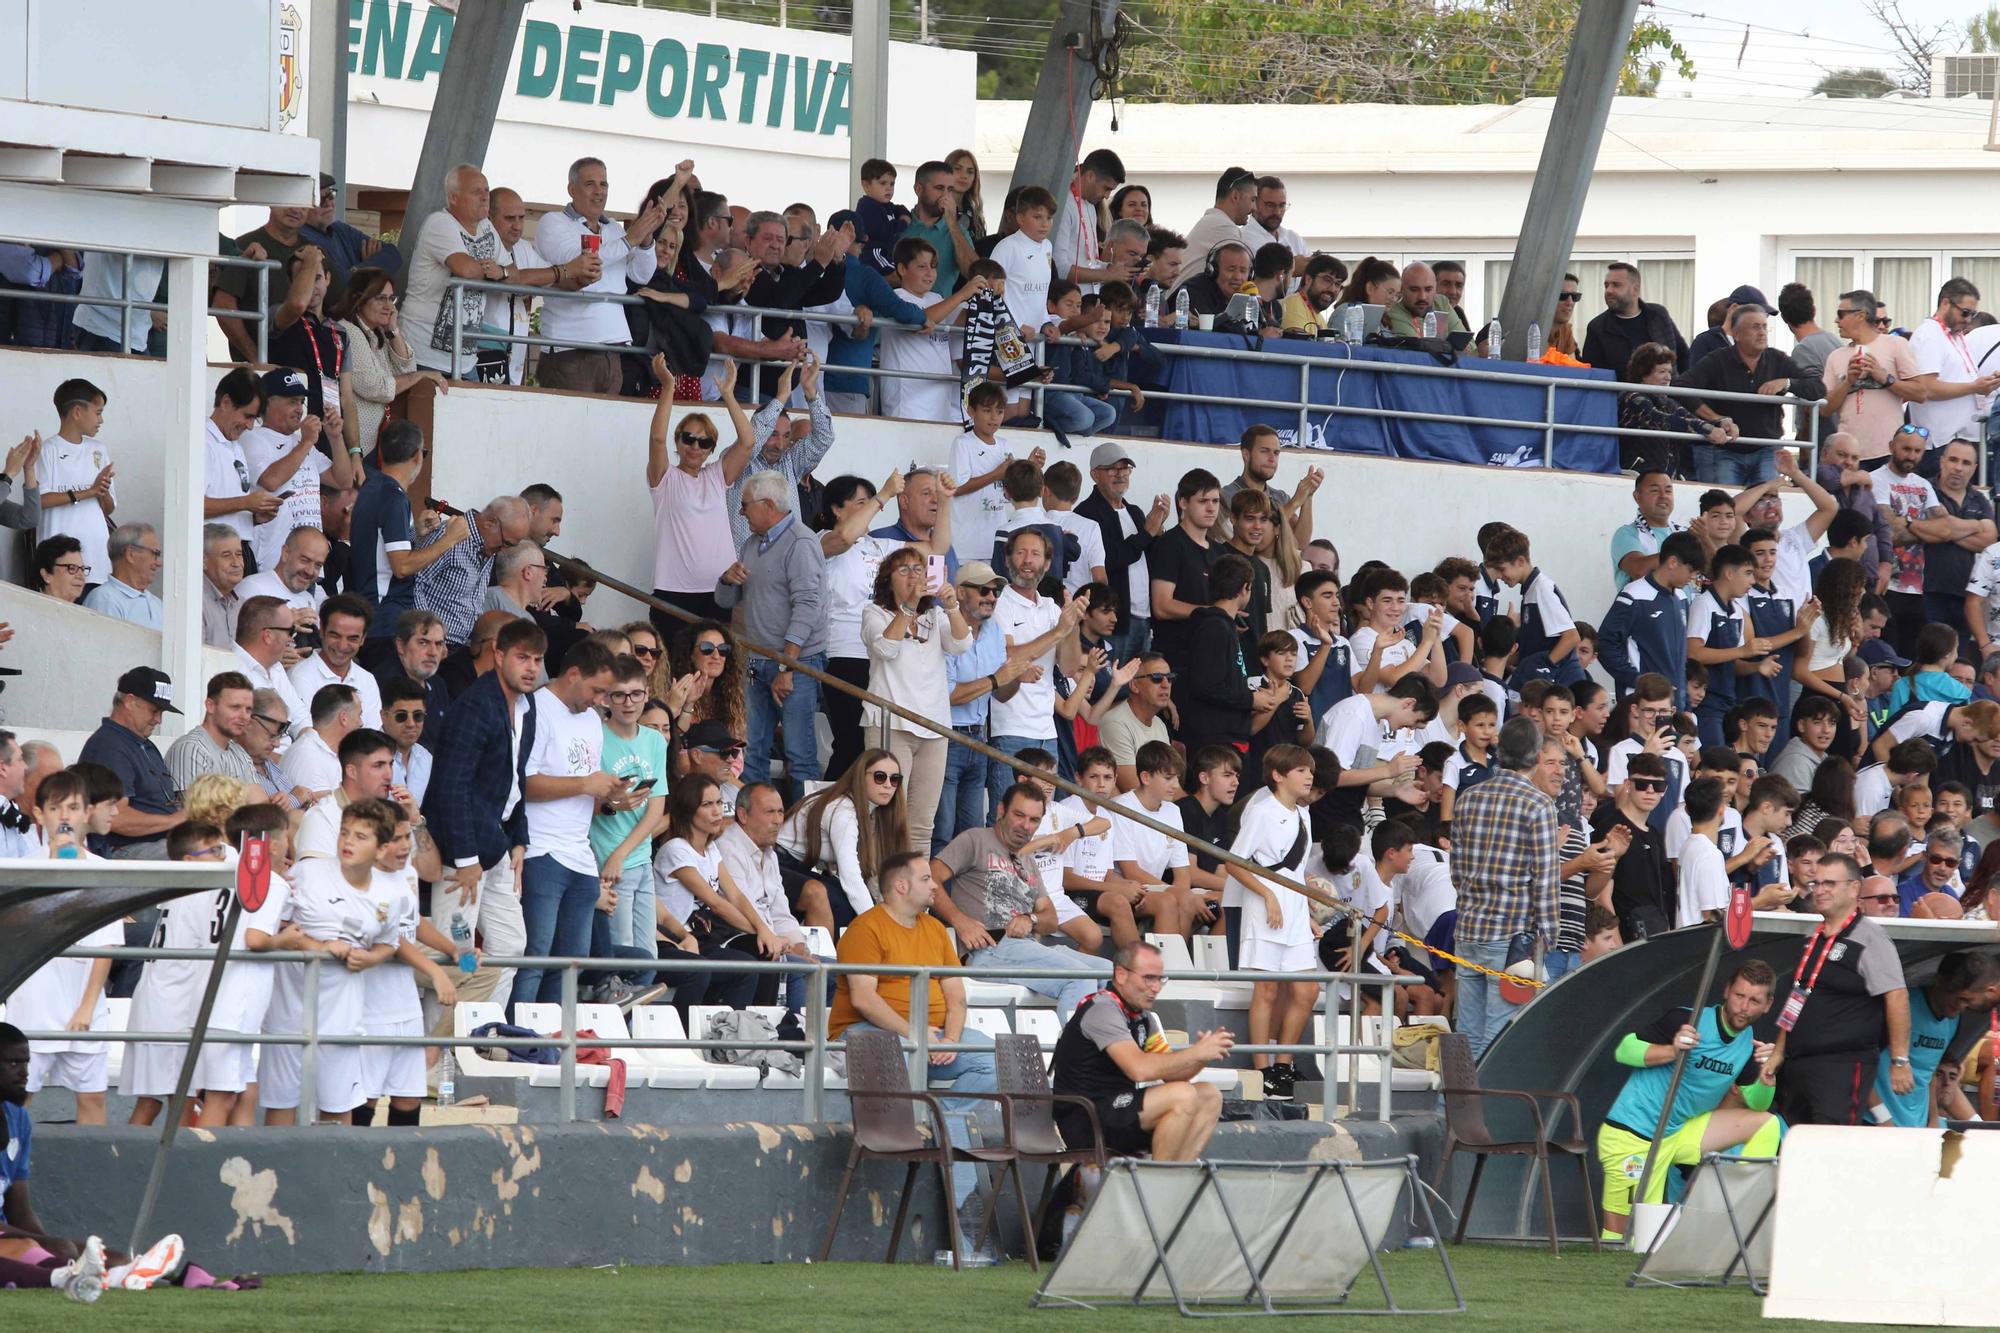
[665,619,747,746]
[861,546,972,855]
[775,750,911,931]
[645,354,754,633]
[620,622,669,700]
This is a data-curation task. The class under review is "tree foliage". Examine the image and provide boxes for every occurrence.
[1811,67,1900,98]
[1965,4,2000,53]
[1110,0,1694,105]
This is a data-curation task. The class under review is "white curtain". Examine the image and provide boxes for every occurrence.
[1791,257,1856,325]
[1950,257,2000,309]
[1485,257,1696,345]
[1872,257,1934,332]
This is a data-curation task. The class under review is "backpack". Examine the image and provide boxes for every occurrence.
[701,1008,803,1078]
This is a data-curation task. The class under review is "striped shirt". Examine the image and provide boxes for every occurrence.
[413,506,493,645]
[1450,768,1560,945]
[726,395,836,551]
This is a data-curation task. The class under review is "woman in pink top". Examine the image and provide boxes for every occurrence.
[647,354,755,633]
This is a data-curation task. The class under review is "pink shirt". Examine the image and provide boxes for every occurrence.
[652,462,732,593]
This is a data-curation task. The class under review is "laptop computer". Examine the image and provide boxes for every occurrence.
[1323,303,1385,339]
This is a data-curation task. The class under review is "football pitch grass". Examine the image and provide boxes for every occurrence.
[0,1244,1908,1330]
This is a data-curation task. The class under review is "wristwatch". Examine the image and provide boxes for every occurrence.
[1891,1055,1912,1066]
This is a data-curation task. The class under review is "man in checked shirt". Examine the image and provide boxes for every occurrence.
[1451,715,1561,1057]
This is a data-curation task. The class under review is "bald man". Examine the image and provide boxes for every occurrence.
[1858,874,1901,918]
[486,187,572,385]
[1385,262,1468,338]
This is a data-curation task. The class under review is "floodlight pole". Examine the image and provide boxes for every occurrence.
[1008,0,1121,202]
[849,0,891,195]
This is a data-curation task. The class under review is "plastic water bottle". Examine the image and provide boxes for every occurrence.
[452,910,477,974]
[1342,304,1363,343]
[54,822,79,860]
[1173,288,1191,331]
[436,1048,457,1107]
[1144,285,1162,329]
[1486,318,1503,359]
[1421,311,1438,339]
[1527,320,1543,360]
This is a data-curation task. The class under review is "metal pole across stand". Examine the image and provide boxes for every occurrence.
[1633,924,1725,1210]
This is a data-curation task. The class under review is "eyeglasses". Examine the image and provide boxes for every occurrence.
[1557,292,1581,302]
[676,431,716,450]
[1804,877,1859,891]
[1629,777,1668,792]
[51,561,85,574]
[696,641,731,657]
[133,545,162,558]
[183,844,228,861]
[608,689,649,703]
[250,712,285,735]
[632,644,662,659]
[869,769,904,787]
[1928,853,1958,866]
[1142,672,1176,684]
[389,708,426,723]
[1859,893,1900,904]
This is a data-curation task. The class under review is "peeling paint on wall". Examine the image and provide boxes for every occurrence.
[632,1165,667,1205]
[421,1148,446,1201]
[220,1157,297,1246]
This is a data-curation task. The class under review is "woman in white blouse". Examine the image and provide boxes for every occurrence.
[330,269,446,460]
[860,546,971,854]
[775,750,911,930]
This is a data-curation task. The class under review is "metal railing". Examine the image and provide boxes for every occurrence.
[0,248,281,361]
[25,945,1418,1125]
[441,275,1825,470]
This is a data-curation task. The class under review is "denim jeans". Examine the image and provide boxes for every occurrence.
[842,1021,998,1207]
[1454,936,1515,1060]
[1693,446,1775,486]
[516,855,601,1018]
[746,651,825,790]
[934,736,994,854]
[605,862,658,958]
[1043,392,1118,438]
[989,733,1056,821]
[965,936,1111,1020]
[1543,948,1580,982]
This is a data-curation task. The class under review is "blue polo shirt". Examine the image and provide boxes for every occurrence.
[77,716,179,850]
[348,470,416,636]
[871,522,959,579]
[81,577,162,630]
[947,617,1007,730]
[0,1103,30,1218]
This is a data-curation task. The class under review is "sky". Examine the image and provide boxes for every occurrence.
[1650,0,1976,97]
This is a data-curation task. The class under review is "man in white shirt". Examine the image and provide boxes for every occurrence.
[1184,167,1256,272]
[238,368,354,574]
[1052,149,1137,296]
[515,641,623,1016]
[231,595,310,738]
[1907,277,2000,444]
[988,529,1089,773]
[532,156,666,395]
[203,368,283,563]
[398,163,506,377]
[72,249,166,353]
[238,524,330,626]
[1239,175,1308,276]
[280,682,360,797]
[37,378,116,583]
[288,594,384,729]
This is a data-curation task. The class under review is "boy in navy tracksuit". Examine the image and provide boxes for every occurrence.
[1598,531,1705,709]
[1486,527,1583,688]
[1743,526,1811,767]
[1686,544,1763,748]
[1473,522,1519,627]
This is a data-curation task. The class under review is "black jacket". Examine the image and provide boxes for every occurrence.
[424,671,535,871]
[1582,302,1689,381]
[1076,488,1155,633]
[1179,606,1254,752]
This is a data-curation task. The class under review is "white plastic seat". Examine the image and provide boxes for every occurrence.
[1191,935,1255,1010]
[961,980,1033,1007]
[630,1006,758,1089]
[1146,933,1223,1003]
[962,1008,1012,1040]
[1317,1015,1438,1097]
[1014,1008,1064,1050]
[452,1001,536,1080]
[801,925,836,958]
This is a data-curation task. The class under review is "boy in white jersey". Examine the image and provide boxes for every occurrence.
[1014,747,1111,954]
[10,771,120,1125]
[1109,741,1206,944]
[355,815,461,1126]
[261,799,403,1126]
[1227,745,1319,1102]
[124,806,294,1128]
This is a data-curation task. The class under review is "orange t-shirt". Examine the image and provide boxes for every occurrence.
[828,905,959,1039]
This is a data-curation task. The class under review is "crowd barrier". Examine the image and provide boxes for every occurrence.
[0,251,282,362]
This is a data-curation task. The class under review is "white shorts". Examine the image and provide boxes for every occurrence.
[1046,884,1087,926]
[119,1042,187,1099]
[28,1049,107,1094]
[1237,937,1318,974]
[361,1017,428,1099]
[187,1034,260,1095]
[258,1039,365,1115]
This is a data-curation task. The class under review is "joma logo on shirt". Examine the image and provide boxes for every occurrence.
[1689,1053,1738,1076]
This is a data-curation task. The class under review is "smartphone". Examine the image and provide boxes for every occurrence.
[925,553,947,593]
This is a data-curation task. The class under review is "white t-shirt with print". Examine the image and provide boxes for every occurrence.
[1348,624,1414,690]
[1059,794,1117,883]
[654,836,722,921]
[990,231,1054,339]
[238,424,328,574]
[525,686,605,876]
[950,430,1015,564]
[1318,693,1385,768]
[1675,831,1731,929]
[1967,541,2000,642]
[37,435,116,583]
[824,534,901,661]
[1872,468,1941,596]
[1665,803,1743,861]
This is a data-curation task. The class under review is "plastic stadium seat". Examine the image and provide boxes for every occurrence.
[1014,1008,1064,1050]
[1190,935,1254,1010]
[688,1004,808,1088]
[962,1008,1012,1040]
[1145,933,1223,1003]
[961,979,1033,1007]
[452,1001,536,1080]
[629,1006,758,1089]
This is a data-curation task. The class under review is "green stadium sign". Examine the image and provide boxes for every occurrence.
[346,0,855,138]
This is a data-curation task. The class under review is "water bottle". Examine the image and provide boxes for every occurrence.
[1173,288,1191,331]
[452,910,477,974]
[1144,285,1162,329]
[436,1048,457,1106]
[1486,318,1503,359]
[1527,320,1543,360]
[1421,311,1438,339]
[1342,304,1363,343]
[54,821,79,860]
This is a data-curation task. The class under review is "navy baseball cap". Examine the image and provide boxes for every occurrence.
[259,368,308,400]
[1858,640,1909,669]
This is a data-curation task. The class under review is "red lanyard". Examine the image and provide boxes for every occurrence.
[303,315,342,382]
[1071,185,1098,266]
[1793,912,1856,993]
[1934,315,1976,376]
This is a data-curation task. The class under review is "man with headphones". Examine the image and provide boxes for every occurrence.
[1171,240,1253,323]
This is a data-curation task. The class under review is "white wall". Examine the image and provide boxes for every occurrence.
[0,347,1813,730]
[0,581,239,735]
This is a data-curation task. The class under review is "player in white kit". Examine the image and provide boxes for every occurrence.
[1226,744,1320,1103]
[354,814,460,1126]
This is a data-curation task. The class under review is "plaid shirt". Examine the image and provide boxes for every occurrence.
[726,395,835,550]
[413,506,493,645]
[1451,767,1560,945]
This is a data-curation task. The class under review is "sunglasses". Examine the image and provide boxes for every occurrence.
[1898,425,1931,440]
[699,745,745,758]
[676,431,716,449]
[1859,893,1900,904]
[1142,672,1176,684]
[1927,853,1958,867]
[1873,317,1892,328]
[696,641,731,657]
[632,644,661,659]
[868,769,904,787]
[389,708,426,723]
[1557,292,1581,302]
[1628,777,1668,792]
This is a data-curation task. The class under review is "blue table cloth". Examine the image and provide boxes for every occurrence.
[1151,330,1619,473]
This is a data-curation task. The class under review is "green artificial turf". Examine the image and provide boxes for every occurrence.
[0,1244,1909,1330]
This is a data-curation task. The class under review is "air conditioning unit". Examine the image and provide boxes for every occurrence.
[1933,52,2000,100]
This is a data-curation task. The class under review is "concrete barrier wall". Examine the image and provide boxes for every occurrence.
[0,345,1813,729]
[31,1115,1436,1275]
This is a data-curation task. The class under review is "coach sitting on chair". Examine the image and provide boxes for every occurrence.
[1050,940,1232,1161]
